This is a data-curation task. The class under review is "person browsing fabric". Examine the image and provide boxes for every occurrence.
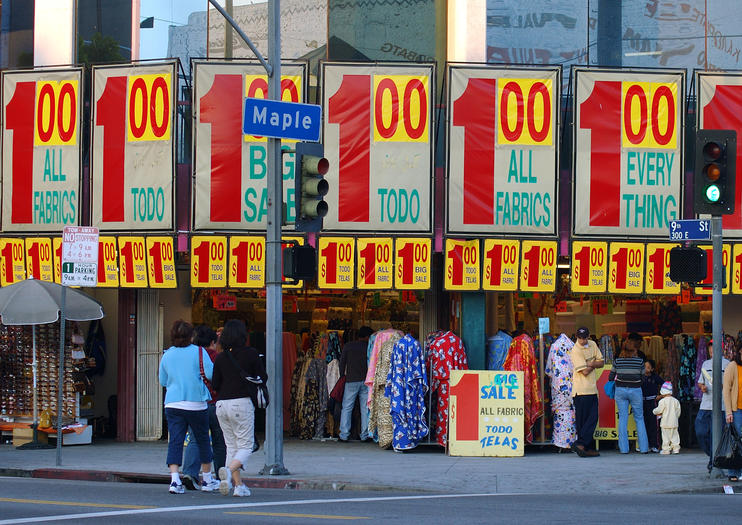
[570,327,604,457]
[211,319,267,496]
[609,337,649,454]
[338,326,374,442]
[158,320,219,494]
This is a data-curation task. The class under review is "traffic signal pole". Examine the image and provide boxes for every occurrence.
[711,215,723,477]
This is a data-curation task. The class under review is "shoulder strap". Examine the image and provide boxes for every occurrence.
[198,346,206,379]
[225,348,265,385]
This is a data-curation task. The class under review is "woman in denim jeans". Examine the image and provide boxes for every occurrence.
[722,341,742,482]
[609,338,649,454]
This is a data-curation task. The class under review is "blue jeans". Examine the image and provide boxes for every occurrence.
[615,387,649,453]
[727,411,742,478]
[183,404,226,478]
[695,409,725,469]
[339,381,369,440]
[165,407,212,467]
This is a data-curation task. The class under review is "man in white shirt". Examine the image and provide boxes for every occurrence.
[695,339,729,472]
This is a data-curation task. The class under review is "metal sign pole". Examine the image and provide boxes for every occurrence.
[262,0,288,476]
[56,286,66,466]
[711,215,723,476]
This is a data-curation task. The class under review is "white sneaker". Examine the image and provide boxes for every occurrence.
[169,482,184,494]
[201,478,220,492]
[218,467,232,496]
[233,484,251,497]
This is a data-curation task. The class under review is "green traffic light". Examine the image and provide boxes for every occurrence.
[706,184,721,203]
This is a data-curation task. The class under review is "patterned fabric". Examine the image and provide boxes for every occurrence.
[487,330,512,370]
[503,334,543,443]
[654,300,682,338]
[299,358,328,439]
[385,335,429,450]
[646,336,666,378]
[678,335,697,403]
[327,332,342,363]
[326,358,340,396]
[364,329,403,408]
[666,337,680,391]
[428,331,468,447]
[694,336,709,401]
[289,353,311,437]
[369,333,401,448]
[723,333,736,362]
[545,334,576,449]
[599,335,616,365]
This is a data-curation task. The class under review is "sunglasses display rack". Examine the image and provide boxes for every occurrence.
[0,323,77,423]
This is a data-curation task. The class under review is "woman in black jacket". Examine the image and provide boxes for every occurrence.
[212,319,267,497]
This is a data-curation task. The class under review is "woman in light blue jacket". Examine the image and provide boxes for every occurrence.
[158,320,218,494]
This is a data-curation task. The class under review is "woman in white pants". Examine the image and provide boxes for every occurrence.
[211,319,267,496]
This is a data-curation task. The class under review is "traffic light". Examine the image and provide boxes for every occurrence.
[694,129,736,215]
[294,142,329,232]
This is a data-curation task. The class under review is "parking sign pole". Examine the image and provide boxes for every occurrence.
[711,216,723,475]
[56,286,66,466]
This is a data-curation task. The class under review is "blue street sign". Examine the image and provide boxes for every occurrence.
[669,219,711,241]
[243,98,322,141]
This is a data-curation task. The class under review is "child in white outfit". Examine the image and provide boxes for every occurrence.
[653,381,681,454]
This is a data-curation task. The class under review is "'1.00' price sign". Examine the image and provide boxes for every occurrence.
[394,238,431,290]
[356,237,393,289]
[317,237,355,289]
[445,239,480,291]
[190,236,228,288]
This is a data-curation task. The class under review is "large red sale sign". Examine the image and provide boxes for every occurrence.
[322,63,434,233]
[1,68,83,232]
[447,65,559,236]
[90,61,177,231]
[192,60,306,230]
[573,68,684,238]
[698,72,742,238]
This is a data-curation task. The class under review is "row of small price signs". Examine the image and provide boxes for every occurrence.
[572,241,742,295]
[0,236,176,288]
[190,236,432,290]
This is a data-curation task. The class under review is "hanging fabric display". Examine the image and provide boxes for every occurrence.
[487,330,512,370]
[428,331,468,447]
[503,334,543,443]
[369,332,402,448]
[694,336,708,401]
[678,335,697,403]
[385,334,429,450]
[545,334,576,449]
[364,329,403,409]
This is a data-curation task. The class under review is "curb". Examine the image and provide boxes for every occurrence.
[0,467,410,493]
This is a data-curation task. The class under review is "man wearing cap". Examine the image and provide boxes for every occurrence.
[571,327,604,457]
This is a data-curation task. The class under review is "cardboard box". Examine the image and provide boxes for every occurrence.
[12,427,48,447]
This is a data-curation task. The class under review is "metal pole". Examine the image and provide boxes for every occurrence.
[56,286,67,466]
[711,215,723,475]
[261,0,288,476]
[225,0,233,59]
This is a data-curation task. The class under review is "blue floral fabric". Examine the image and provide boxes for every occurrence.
[384,334,429,450]
[545,334,576,449]
[487,330,512,370]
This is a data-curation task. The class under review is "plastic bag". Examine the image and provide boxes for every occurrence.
[713,423,742,470]
[603,380,615,399]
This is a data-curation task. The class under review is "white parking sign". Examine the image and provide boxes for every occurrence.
[61,226,99,286]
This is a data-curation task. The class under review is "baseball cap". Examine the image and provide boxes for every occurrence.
[576,327,589,339]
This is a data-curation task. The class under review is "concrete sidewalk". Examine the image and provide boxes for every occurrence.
[0,439,731,495]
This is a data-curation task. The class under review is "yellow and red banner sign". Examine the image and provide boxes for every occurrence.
[317,237,355,289]
[228,236,265,288]
[520,240,557,292]
[118,236,148,288]
[482,239,519,291]
[356,237,393,289]
[445,239,480,291]
[25,237,53,282]
[573,69,684,238]
[1,68,82,232]
[694,244,732,295]
[571,241,607,293]
[190,236,227,288]
[90,61,176,231]
[322,63,433,233]
[447,65,559,236]
[0,238,26,285]
[449,370,524,457]
[394,237,431,290]
[146,236,177,288]
[608,242,645,295]
[96,236,119,287]
[645,243,680,295]
[192,61,306,230]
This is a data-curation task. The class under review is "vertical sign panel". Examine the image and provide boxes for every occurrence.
[482,239,520,291]
[146,237,177,288]
[97,236,119,288]
[570,241,608,293]
[445,239,480,291]
[192,61,306,230]
[356,237,393,289]
[645,243,681,295]
[608,242,645,295]
[190,236,228,288]
[394,237,431,290]
[118,236,148,288]
[228,236,265,288]
[52,237,62,284]
[698,72,742,237]
[573,68,684,238]
[733,244,742,295]
[317,236,355,289]
[1,68,82,232]
[449,370,524,457]
[323,63,433,233]
[25,237,53,282]
[91,62,176,231]
[694,244,731,295]
[447,65,559,236]
[0,238,26,285]
[520,240,557,292]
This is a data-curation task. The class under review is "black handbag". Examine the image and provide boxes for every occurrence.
[713,423,742,470]
[225,348,270,409]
